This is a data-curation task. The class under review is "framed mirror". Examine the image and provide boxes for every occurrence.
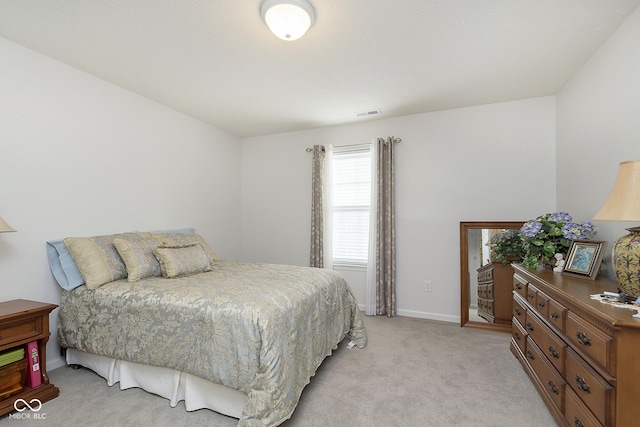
[460,221,524,332]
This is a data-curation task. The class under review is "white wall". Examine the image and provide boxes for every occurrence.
[0,38,243,370]
[241,96,557,322]
[556,6,640,278]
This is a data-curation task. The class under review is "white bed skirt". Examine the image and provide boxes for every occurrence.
[66,349,248,419]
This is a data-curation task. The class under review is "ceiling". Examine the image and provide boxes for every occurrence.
[1,0,638,138]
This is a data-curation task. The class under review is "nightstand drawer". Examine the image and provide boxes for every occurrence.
[0,317,42,347]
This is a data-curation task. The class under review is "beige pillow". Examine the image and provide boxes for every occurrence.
[153,244,212,279]
[113,237,163,282]
[64,232,143,289]
[152,233,219,266]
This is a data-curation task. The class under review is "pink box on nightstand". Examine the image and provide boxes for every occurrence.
[25,341,42,388]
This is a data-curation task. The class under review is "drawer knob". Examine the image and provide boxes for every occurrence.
[548,380,559,395]
[576,330,592,346]
[514,332,521,341]
[528,292,534,299]
[515,283,522,290]
[527,350,535,361]
[526,322,534,332]
[551,312,558,319]
[548,345,559,359]
[515,308,521,316]
[574,416,585,427]
[576,374,591,394]
[538,301,545,308]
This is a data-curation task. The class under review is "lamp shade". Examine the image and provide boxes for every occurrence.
[0,216,16,233]
[593,159,640,221]
[261,0,315,41]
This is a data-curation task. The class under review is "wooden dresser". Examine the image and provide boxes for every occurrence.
[510,264,640,427]
[476,262,513,324]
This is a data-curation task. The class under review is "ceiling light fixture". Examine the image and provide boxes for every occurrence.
[260,0,315,41]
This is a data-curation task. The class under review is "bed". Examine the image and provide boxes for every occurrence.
[48,230,367,426]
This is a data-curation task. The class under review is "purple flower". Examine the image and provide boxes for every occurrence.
[582,221,597,236]
[520,221,542,238]
[562,223,586,240]
[548,212,572,223]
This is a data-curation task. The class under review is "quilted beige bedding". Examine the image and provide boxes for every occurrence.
[57,260,367,426]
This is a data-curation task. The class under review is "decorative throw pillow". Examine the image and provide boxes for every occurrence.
[113,237,163,282]
[64,232,144,289]
[152,233,219,266]
[153,244,212,279]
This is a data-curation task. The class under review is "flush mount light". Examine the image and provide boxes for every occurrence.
[260,0,315,41]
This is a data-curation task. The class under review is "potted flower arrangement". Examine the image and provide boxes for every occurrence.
[487,229,524,265]
[519,212,597,269]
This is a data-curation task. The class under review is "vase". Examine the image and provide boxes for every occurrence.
[611,227,640,297]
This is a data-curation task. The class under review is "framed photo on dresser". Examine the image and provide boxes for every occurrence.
[562,240,607,280]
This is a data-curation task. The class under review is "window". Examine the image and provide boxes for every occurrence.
[332,145,372,265]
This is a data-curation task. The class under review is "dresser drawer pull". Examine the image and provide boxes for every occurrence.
[514,332,521,341]
[526,322,534,332]
[574,416,585,427]
[547,380,559,394]
[551,312,558,319]
[576,330,592,346]
[515,283,522,290]
[538,301,545,308]
[548,345,559,359]
[528,292,534,299]
[526,350,535,361]
[515,308,522,316]
[575,375,591,394]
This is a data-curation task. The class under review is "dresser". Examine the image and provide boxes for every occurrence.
[0,300,59,416]
[510,264,640,427]
[476,262,513,324]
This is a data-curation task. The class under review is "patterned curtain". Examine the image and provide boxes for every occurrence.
[310,145,325,268]
[367,137,397,316]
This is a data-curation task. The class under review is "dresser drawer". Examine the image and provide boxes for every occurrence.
[526,284,538,307]
[547,298,566,332]
[565,386,603,427]
[512,318,527,354]
[525,310,566,374]
[513,275,527,299]
[566,348,614,426]
[0,316,43,347]
[513,295,526,325]
[566,312,613,374]
[534,289,550,318]
[525,337,565,412]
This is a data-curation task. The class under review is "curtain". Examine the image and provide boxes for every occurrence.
[310,145,325,268]
[366,137,397,316]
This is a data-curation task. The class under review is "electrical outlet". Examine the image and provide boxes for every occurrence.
[424,280,432,292]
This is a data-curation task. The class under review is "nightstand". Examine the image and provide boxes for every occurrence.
[0,299,59,416]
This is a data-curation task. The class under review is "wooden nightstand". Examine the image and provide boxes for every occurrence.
[0,299,59,416]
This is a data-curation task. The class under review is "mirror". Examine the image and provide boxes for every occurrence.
[460,221,524,332]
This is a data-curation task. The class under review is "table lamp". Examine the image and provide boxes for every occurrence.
[593,159,640,297]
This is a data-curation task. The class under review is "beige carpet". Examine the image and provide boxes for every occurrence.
[1,315,556,427]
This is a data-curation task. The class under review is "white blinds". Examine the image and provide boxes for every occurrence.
[332,146,371,265]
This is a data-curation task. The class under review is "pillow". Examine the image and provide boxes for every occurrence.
[152,233,219,266]
[153,244,212,279]
[46,240,85,290]
[113,237,163,282]
[64,232,144,289]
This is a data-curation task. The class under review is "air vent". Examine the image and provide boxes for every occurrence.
[355,109,382,117]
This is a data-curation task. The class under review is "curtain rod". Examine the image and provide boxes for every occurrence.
[305,137,401,152]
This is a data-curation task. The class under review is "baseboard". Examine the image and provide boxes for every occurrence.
[358,304,460,324]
